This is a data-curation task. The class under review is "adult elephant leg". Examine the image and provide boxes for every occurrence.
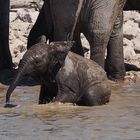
[105,10,126,80]
[0,0,13,69]
[27,0,53,49]
[84,0,126,70]
[83,3,113,69]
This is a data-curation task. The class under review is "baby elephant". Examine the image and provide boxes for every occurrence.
[6,37,111,106]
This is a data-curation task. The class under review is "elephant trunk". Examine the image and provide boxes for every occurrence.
[6,61,29,104]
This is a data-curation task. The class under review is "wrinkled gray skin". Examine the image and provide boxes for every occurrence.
[0,0,13,69]
[124,0,140,10]
[6,38,111,106]
[27,0,127,81]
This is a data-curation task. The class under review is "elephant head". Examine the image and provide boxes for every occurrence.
[6,36,74,104]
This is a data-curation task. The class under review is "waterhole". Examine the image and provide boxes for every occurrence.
[0,82,140,140]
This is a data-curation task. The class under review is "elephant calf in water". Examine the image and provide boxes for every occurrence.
[6,37,111,106]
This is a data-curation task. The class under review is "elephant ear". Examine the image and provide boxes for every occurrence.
[50,41,75,64]
[46,41,74,82]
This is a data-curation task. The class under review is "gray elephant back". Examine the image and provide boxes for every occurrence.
[66,52,108,81]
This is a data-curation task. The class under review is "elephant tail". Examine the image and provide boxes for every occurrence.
[68,0,85,41]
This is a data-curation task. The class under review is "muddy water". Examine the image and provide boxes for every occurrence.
[0,82,140,140]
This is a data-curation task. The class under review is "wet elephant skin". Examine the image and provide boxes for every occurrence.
[6,39,111,106]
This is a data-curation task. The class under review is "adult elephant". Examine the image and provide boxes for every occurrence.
[124,0,140,10]
[0,0,13,70]
[27,0,127,81]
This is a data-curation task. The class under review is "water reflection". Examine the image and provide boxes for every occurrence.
[0,82,140,140]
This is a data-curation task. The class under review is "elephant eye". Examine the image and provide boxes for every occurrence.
[35,58,41,64]
[34,55,41,64]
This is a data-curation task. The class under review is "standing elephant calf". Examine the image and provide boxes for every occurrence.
[27,0,127,81]
[6,37,111,106]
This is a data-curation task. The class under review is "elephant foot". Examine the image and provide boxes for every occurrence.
[105,60,126,81]
[107,72,125,81]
